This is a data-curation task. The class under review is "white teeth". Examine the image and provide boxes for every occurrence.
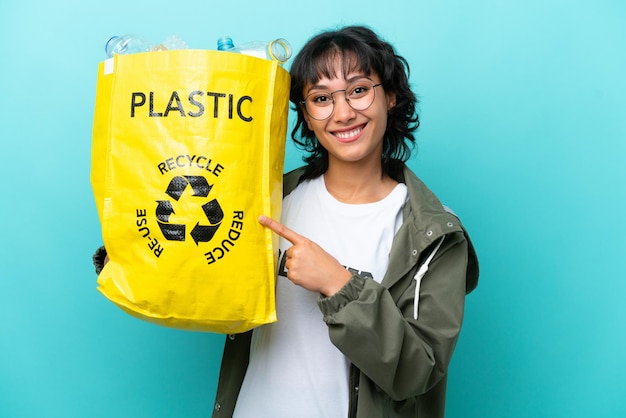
[335,127,362,139]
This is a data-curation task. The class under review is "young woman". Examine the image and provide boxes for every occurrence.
[92,24,479,418]
[212,26,479,418]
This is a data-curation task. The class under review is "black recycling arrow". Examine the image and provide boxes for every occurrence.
[165,176,188,201]
[202,199,224,224]
[186,176,211,197]
[157,221,186,241]
[190,199,224,245]
[190,223,220,245]
[156,200,185,240]
[166,175,212,201]
[157,175,223,244]
[156,200,175,222]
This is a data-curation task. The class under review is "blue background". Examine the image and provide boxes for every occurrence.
[1,0,624,417]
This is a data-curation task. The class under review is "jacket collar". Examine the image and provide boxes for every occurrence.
[398,166,478,293]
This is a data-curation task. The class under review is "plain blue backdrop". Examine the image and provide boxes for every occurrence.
[1,0,624,417]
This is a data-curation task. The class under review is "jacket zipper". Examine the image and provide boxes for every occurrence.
[348,365,360,418]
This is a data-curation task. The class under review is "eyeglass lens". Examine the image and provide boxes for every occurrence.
[303,82,381,120]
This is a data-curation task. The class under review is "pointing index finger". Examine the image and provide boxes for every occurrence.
[258,215,304,245]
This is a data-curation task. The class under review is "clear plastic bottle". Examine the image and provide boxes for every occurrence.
[216,36,292,64]
[105,34,188,58]
[160,34,189,51]
[105,35,156,58]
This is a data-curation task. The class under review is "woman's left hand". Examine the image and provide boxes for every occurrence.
[258,215,352,296]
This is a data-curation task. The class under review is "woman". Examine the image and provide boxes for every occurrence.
[213,25,479,418]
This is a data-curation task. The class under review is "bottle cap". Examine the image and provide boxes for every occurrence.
[267,38,292,63]
[105,36,120,56]
[217,36,234,51]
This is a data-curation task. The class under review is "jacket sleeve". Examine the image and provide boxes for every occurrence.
[93,246,107,274]
[317,232,468,401]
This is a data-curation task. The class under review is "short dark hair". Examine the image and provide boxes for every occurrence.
[289,25,420,180]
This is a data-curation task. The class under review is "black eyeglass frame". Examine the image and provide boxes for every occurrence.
[299,82,383,121]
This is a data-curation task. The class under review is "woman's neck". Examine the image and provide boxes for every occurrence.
[323,162,398,204]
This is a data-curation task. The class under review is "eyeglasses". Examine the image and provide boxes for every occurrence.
[300,81,383,120]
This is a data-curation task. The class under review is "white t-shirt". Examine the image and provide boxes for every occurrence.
[233,176,407,418]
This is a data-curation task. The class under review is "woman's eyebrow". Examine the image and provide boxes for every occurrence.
[306,75,372,93]
[345,74,372,83]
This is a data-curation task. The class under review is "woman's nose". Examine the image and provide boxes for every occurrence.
[331,93,356,121]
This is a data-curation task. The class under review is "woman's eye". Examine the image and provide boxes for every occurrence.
[350,86,369,97]
[312,94,332,105]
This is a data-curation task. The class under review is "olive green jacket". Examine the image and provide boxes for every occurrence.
[212,166,479,418]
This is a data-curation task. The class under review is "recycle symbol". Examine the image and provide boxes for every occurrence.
[156,175,224,245]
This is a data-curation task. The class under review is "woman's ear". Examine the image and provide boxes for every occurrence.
[387,91,397,110]
[301,104,314,130]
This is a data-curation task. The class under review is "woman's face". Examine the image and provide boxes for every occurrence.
[301,58,396,169]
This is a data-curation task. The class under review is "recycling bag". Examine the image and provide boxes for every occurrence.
[91,50,290,333]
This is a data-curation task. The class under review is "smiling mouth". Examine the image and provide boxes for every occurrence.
[333,125,364,141]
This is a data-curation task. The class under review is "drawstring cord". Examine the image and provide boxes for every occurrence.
[413,236,445,320]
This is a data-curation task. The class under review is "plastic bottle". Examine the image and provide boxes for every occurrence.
[105,34,188,58]
[105,35,156,58]
[160,35,189,51]
[217,36,292,64]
